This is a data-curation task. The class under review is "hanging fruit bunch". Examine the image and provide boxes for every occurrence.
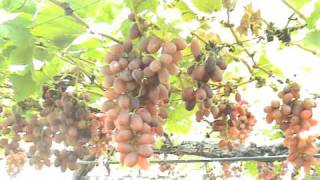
[0,76,109,173]
[264,82,318,173]
[41,88,109,171]
[212,92,256,150]
[181,38,227,121]
[101,13,186,169]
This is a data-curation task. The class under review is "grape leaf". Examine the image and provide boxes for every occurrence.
[10,71,40,101]
[32,3,86,48]
[273,161,283,175]
[244,161,258,177]
[0,13,33,47]
[0,0,36,14]
[307,2,320,29]
[124,0,159,13]
[255,54,283,78]
[9,45,34,65]
[287,0,309,10]
[120,19,134,37]
[191,0,222,13]
[165,100,194,134]
[303,30,320,50]
[68,0,123,23]
[175,1,197,21]
[0,14,34,65]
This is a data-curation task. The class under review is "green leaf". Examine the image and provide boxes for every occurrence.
[244,161,258,177]
[125,0,159,13]
[273,161,283,175]
[191,0,222,13]
[175,1,197,21]
[68,0,123,23]
[32,3,86,48]
[307,2,320,29]
[303,30,320,50]
[9,71,40,101]
[120,19,134,37]
[0,0,36,14]
[255,54,283,78]
[34,47,52,61]
[0,13,33,47]
[165,100,194,134]
[137,0,159,13]
[32,57,64,86]
[270,131,283,140]
[9,45,34,65]
[287,0,309,10]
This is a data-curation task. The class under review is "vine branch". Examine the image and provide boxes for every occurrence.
[47,0,122,43]
[281,0,307,22]
[226,9,273,78]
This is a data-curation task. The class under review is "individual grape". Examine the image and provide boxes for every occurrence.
[191,65,206,81]
[123,39,133,52]
[171,50,183,63]
[118,58,129,69]
[115,130,133,142]
[110,44,124,55]
[132,69,144,83]
[160,54,173,65]
[172,38,187,50]
[109,61,122,74]
[191,39,201,60]
[137,133,154,144]
[195,88,207,101]
[128,58,142,70]
[139,37,149,52]
[130,114,144,132]
[149,60,162,72]
[116,143,134,153]
[147,36,162,53]
[124,152,138,167]
[166,63,179,75]
[205,56,216,74]
[136,144,153,158]
[118,95,131,109]
[185,99,196,111]
[300,110,312,120]
[128,13,136,21]
[216,57,227,70]
[129,24,141,39]
[158,68,170,85]
[137,156,150,170]
[210,67,223,82]
[162,42,177,54]
[302,99,314,110]
[113,78,127,94]
[117,111,130,126]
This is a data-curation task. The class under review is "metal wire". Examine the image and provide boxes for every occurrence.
[77,154,320,165]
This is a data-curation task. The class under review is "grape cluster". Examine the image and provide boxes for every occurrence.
[101,13,186,168]
[181,38,227,120]
[0,114,25,155]
[212,94,256,150]
[264,82,318,173]
[257,162,277,180]
[0,84,108,172]
[5,153,26,176]
[40,89,108,171]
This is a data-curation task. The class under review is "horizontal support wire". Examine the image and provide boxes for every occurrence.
[77,154,320,165]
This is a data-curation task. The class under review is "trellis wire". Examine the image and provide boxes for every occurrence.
[77,154,320,165]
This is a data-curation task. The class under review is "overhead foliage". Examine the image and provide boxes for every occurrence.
[0,0,319,179]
